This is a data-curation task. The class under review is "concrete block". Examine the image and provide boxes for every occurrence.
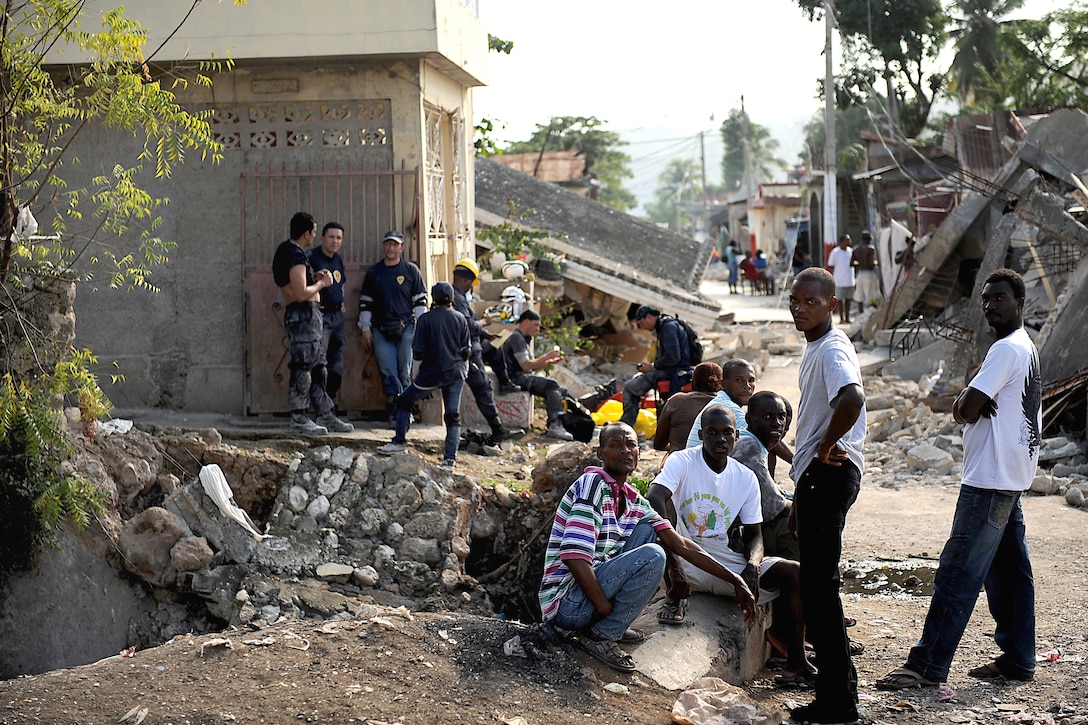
[459,371,532,429]
[881,339,954,383]
[906,442,955,472]
[630,592,772,689]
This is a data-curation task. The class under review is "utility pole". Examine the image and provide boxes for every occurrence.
[741,96,755,255]
[699,130,708,234]
[823,0,838,256]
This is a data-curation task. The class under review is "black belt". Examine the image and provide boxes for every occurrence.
[320,305,343,314]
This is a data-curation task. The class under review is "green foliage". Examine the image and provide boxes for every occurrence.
[795,0,946,138]
[504,116,637,212]
[0,0,244,290]
[0,348,111,577]
[539,297,593,356]
[475,201,557,263]
[802,101,883,172]
[629,476,650,497]
[644,158,702,231]
[720,107,785,189]
[488,34,514,54]
[474,117,502,157]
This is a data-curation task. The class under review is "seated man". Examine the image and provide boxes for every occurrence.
[686,359,755,448]
[620,306,693,428]
[730,391,796,560]
[499,310,573,441]
[540,422,756,673]
[740,253,766,294]
[648,405,812,686]
[654,362,722,453]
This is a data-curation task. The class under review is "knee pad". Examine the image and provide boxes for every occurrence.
[443,411,461,428]
[312,365,327,390]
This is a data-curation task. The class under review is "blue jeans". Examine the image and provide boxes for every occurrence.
[795,459,861,714]
[553,520,665,641]
[373,323,415,399]
[393,378,464,462]
[320,310,345,400]
[905,485,1035,682]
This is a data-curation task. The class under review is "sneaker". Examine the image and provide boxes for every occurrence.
[377,441,407,455]
[787,702,859,725]
[439,458,455,471]
[317,413,354,433]
[497,383,520,394]
[488,426,525,445]
[544,424,574,441]
[289,416,328,436]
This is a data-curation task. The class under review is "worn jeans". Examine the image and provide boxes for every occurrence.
[373,323,415,399]
[320,310,346,400]
[553,519,665,641]
[905,485,1035,682]
[284,302,333,416]
[794,459,861,714]
[392,378,464,462]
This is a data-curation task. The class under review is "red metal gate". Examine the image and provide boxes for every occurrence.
[242,160,420,415]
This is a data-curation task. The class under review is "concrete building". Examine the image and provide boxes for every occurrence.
[47,0,487,415]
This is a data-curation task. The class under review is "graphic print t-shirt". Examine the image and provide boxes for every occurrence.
[652,446,762,539]
[961,327,1041,491]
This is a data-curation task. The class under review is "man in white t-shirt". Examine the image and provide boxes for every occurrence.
[648,405,812,687]
[826,234,855,324]
[878,268,1041,692]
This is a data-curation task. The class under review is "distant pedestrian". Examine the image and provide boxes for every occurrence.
[725,239,740,294]
[358,230,427,426]
[786,267,867,725]
[851,231,882,313]
[271,212,353,435]
[377,282,469,471]
[827,234,855,324]
[877,268,1041,692]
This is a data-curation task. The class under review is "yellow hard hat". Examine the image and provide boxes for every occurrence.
[454,257,480,286]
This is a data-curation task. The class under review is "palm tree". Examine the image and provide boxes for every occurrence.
[948,0,1026,106]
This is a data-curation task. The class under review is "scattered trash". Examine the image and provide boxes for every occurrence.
[1036,647,1062,663]
[317,622,341,634]
[671,676,782,725]
[198,638,232,656]
[99,419,133,436]
[503,635,526,658]
[282,630,310,651]
[502,717,530,725]
[117,705,148,724]
[242,637,275,647]
[603,682,629,694]
[935,684,956,702]
[154,666,165,672]
[119,646,136,659]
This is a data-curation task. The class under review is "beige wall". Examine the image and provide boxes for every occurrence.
[46,0,488,87]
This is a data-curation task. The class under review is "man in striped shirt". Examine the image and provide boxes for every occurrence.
[539,422,756,672]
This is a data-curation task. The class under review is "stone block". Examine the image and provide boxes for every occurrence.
[459,369,533,429]
[1030,474,1059,495]
[906,442,954,472]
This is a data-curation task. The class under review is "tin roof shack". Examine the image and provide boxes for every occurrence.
[474,157,720,362]
[863,109,1088,436]
[46,0,487,416]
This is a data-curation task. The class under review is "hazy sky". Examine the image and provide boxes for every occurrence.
[474,0,1067,209]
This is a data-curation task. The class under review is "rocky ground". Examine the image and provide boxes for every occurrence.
[2,332,1087,725]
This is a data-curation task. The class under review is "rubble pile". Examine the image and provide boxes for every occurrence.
[69,427,582,649]
[862,377,1088,507]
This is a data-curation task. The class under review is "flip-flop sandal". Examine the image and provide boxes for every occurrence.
[844,616,857,627]
[578,637,636,672]
[968,661,1032,681]
[875,667,938,690]
[656,598,687,624]
[849,639,865,656]
[774,669,817,689]
[618,628,646,645]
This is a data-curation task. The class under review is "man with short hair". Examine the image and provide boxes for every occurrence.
[877,268,1041,691]
[731,391,796,560]
[377,282,469,471]
[647,406,811,685]
[786,266,867,725]
[451,258,523,445]
[499,310,573,441]
[653,362,721,452]
[271,212,353,436]
[308,222,349,405]
[540,422,756,673]
[358,230,427,426]
[851,231,882,313]
[685,358,755,448]
[827,234,855,324]
[620,306,693,427]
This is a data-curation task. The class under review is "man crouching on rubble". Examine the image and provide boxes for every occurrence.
[539,422,756,672]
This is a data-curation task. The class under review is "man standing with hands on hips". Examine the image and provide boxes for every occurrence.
[271,212,353,436]
[786,267,866,725]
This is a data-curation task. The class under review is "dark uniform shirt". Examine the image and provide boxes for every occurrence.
[453,286,488,355]
[309,247,345,312]
[359,259,427,326]
[413,306,470,388]
[272,240,313,289]
[500,328,533,385]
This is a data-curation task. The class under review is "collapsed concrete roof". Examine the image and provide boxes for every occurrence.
[864,109,1088,429]
[474,156,720,328]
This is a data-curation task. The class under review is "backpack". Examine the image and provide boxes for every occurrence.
[675,317,704,365]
